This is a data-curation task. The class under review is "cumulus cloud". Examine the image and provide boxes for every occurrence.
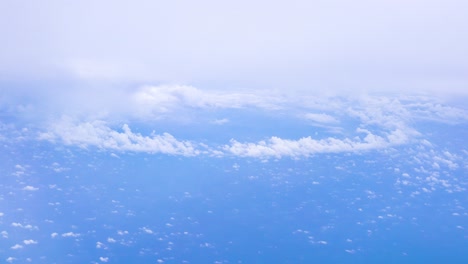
[39,117,199,156]
[22,186,39,191]
[11,223,38,230]
[62,232,80,238]
[224,128,413,158]
[140,227,153,234]
[23,240,38,245]
[10,244,23,250]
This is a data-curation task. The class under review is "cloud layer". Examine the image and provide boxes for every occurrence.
[12,85,463,159]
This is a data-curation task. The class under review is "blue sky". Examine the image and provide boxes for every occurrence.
[1,0,468,159]
[1,2,468,263]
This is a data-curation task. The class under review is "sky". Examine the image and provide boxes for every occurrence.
[1,1,467,156]
[1,0,468,95]
[1,2,467,263]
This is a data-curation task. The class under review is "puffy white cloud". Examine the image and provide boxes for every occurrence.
[224,129,412,158]
[10,244,23,250]
[140,227,153,234]
[96,242,106,249]
[11,223,38,230]
[22,186,39,191]
[39,118,199,156]
[23,240,38,245]
[62,232,80,238]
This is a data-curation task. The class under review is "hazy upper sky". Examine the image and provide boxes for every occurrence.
[1,0,467,95]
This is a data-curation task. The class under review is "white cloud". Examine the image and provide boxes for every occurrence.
[62,232,80,238]
[304,113,338,124]
[224,129,412,158]
[10,244,23,250]
[22,186,39,191]
[96,242,106,249]
[131,85,282,118]
[117,230,128,235]
[5,89,465,160]
[6,257,16,263]
[141,227,153,234]
[212,118,229,125]
[11,223,38,230]
[23,240,38,245]
[39,118,199,156]
[99,257,109,262]
[51,233,58,238]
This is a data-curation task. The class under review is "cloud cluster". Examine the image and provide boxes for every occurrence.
[224,128,411,158]
[39,117,199,156]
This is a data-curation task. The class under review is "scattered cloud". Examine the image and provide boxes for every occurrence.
[23,240,38,245]
[22,186,39,191]
[62,232,80,238]
[10,244,23,250]
[140,227,153,234]
[11,223,38,230]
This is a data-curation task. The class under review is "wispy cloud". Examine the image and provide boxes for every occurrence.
[131,85,283,119]
[304,113,338,124]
